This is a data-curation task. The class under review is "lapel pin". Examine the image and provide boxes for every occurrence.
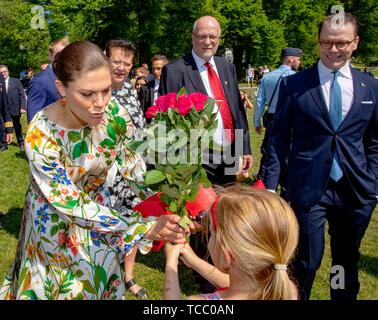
[361,82,365,87]
[225,81,228,85]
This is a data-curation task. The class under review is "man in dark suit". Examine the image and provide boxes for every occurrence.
[0,65,26,151]
[141,54,169,116]
[27,37,69,123]
[159,15,253,293]
[0,73,13,152]
[159,16,253,185]
[264,12,378,300]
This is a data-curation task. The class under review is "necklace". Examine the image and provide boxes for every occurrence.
[68,105,88,127]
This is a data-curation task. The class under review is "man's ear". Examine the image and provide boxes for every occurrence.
[55,80,65,98]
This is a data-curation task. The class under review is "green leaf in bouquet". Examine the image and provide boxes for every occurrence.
[177,87,188,97]
[176,119,190,134]
[178,215,192,229]
[168,200,178,213]
[176,164,197,178]
[161,184,179,199]
[160,193,170,205]
[149,137,169,153]
[145,170,166,185]
[202,99,216,117]
[167,108,177,125]
[186,183,200,202]
[200,168,212,188]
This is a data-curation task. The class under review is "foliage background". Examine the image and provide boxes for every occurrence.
[0,0,377,79]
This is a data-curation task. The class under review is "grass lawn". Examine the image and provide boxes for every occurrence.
[0,104,377,300]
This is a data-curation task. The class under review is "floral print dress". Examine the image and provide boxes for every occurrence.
[0,97,155,300]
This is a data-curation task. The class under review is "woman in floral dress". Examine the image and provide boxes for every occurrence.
[0,41,188,300]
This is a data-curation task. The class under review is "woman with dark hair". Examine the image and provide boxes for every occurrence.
[0,41,189,300]
[104,39,151,299]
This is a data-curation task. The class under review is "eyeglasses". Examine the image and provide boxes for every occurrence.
[192,33,221,42]
[110,60,132,68]
[318,39,356,50]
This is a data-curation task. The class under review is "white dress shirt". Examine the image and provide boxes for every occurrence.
[192,49,225,147]
[318,60,354,119]
[4,77,9,93]
[153,79,160,104]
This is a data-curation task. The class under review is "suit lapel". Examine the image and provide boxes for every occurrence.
[305,65,334,129]
[183,55,207,94]
[338,67,366,129]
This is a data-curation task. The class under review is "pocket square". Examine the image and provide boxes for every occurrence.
[361,101,373,104]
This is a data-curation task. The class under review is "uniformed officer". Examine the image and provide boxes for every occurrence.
[0,73,13,151]
[253,47,302,191]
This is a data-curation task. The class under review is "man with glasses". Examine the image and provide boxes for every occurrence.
[159,15,252,294]
[264,12,378,300]
[160,15,252,185]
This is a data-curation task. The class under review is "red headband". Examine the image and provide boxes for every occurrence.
[211,197,220,230]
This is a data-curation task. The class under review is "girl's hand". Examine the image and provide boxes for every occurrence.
[179,243,200,269]
[165,242,184,267]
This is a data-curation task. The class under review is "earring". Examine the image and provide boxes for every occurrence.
[60,97,67,107]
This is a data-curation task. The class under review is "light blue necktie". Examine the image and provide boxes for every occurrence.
[329,70,343,182]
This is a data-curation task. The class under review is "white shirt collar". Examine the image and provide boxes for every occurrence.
[318,60,352,80]
[192,49,215,69]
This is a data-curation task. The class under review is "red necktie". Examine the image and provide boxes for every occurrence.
[205,62,234,142]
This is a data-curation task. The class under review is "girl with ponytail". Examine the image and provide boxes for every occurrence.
[164,184,299,300]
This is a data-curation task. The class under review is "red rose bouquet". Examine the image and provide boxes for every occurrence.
[128,88,218,249]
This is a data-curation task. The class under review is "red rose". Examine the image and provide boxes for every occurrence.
[145,106,159,118]
[176,95,193,116]
[155,93,176,112]
[189,93,209,112]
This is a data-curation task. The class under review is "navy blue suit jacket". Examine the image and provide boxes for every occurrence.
[27,65,60,123]
[159,54,251,156]
[264,65,378,207]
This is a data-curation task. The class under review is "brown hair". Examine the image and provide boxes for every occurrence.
[104,39,136,58]
[210,184,299,300]
[318,12,359,38]
[48,37,70,55]
[52,41,109,86]
[151,54,169,64]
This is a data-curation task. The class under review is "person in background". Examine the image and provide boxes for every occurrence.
[240,90,253,111]
[246,64,254,88]
[104,38,149,299]
[141,63,155,82]
[140,54,169,115]
[135,75,148,106]
[0,73,13,152]
[0,65,26,151]
[363,67,374,78]
[27,37,69,123]
[0,40,190,300]
[164,185,299,300]
[253,47,302,196]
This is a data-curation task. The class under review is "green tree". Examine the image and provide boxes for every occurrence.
[0,0,51,75]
